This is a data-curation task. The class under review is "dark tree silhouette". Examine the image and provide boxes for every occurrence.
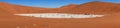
[84,13,91,15]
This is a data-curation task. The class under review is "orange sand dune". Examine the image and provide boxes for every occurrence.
[1,2,120,14]
[0,1,120,28]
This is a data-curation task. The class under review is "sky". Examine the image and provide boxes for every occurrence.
[0,0,120,8]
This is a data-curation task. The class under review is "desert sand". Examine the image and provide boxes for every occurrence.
[0,1,120,28]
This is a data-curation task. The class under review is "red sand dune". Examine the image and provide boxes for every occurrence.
[0,1,120,28]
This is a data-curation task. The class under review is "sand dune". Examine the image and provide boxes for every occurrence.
[0,1,120,28]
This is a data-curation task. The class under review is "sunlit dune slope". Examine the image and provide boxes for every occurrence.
[0,2,56,14]
[58,2,120,14]
[1,2,120,14]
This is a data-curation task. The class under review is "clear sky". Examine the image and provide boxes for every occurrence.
[0,0,120,8]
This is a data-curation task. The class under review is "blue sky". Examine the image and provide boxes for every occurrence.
[0,0,120,8]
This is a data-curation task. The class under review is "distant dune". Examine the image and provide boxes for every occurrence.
[1,2,120,14]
